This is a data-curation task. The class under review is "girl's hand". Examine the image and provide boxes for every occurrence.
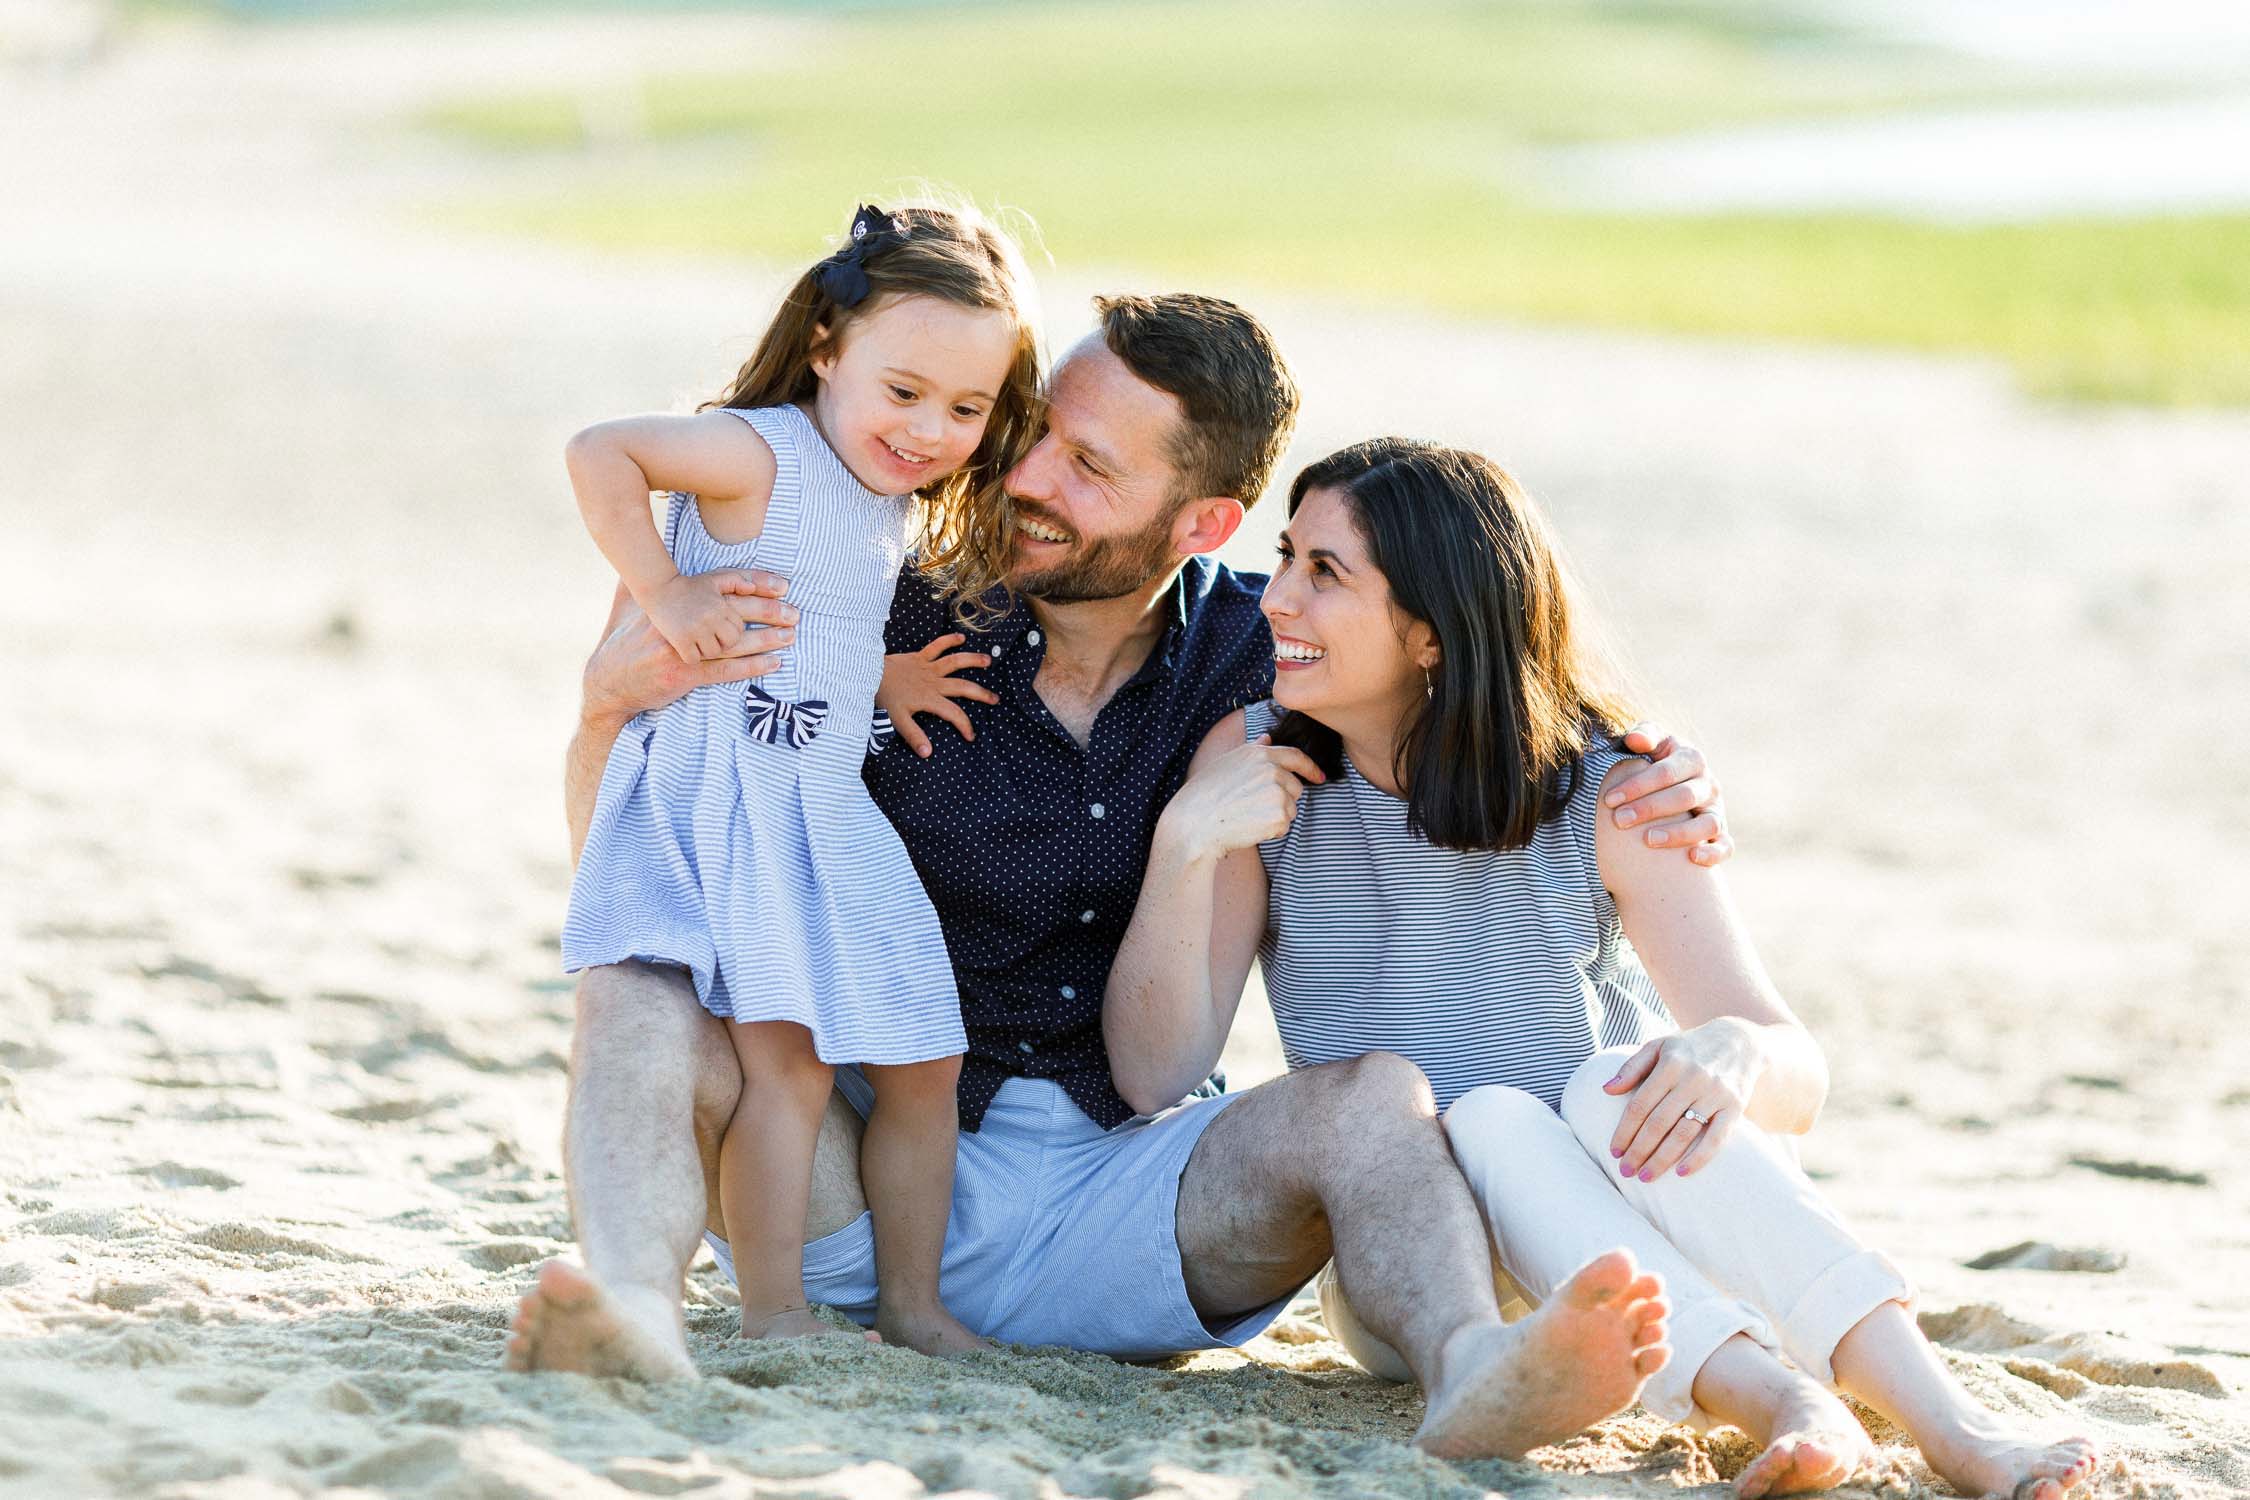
[878,634,999,757]
[1603,1018,1765,1181]
[646,571,757,663]
[1159,734,1326,862]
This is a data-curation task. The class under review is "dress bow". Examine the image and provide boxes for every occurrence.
[745,683,830,749]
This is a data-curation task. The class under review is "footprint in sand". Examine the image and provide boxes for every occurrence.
[186,1223,376,1265]
[332,1095,452,1124]
[1923,1303,2228,1398]
[2067,1155,2209,1186]
[462,1240,549,1273]
[1964,1240,2125,1273]
[128,1161,242,1190]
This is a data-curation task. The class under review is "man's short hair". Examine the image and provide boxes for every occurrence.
[1093,293,1300,507]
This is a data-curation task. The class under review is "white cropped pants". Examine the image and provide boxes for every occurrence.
[1318,1045,1912,1426]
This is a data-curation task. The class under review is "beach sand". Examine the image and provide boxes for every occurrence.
[3,14,2247,1499]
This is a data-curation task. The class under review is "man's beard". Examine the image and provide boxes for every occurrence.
[1008,503,1181,603]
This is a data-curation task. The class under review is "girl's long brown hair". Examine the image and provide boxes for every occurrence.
[703,200,1040,623]
[1270,438,1639,850]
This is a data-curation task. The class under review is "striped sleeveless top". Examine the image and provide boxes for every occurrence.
[1243,701,1674,1113]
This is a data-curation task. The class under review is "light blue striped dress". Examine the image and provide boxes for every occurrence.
[562,404,964,1065]
[1243,700,1672,1112]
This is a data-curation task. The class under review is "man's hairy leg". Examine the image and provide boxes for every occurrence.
[506,961,740,1378]
[1175,1053,1671,1459]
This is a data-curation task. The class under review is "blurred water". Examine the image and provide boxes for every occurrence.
[1541,91,2250,221]
[1818,0,2250,79]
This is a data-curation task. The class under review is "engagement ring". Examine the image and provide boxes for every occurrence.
[1683,1107,1710,1124]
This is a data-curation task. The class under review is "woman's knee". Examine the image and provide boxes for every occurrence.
[1558,1045,1640,1153]
[1441,1082,1554,1142]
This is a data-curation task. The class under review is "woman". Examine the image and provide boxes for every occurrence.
[1108,439,2099,1500]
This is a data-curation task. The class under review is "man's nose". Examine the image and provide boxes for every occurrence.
[1005,435,1059,499]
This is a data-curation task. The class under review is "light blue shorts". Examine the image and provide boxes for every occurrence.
[703,1070,1294,1359]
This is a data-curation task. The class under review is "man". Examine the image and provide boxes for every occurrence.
[509,293,1729,1459]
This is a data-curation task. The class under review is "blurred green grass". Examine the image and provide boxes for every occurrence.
[421,0,2250,406]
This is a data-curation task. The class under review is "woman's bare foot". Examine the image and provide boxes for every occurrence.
[1915,1412,2100,1500]
[742,1305,881,1343]
[877,1301,996,1357]
[1735,1382,1874,1499]
[503,1260,698,1381]
[1415,1249,1670,1460]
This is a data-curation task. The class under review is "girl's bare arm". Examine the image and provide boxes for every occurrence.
[564,411,780,661]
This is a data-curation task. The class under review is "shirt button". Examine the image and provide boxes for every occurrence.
[1089,803,1105,819]
[1017,1040,1035,1054]
[1060,985,1077,1000]
[1027,629,1042,646]
[1079,909,1096,924]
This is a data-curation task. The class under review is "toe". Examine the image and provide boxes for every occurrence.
[1633,1345,1670,1376]
[1566,1250,1636,1304]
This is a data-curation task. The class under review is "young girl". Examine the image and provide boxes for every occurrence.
[559,203,1040,1356]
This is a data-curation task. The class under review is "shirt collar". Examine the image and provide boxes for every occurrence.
[997,561,1199,681]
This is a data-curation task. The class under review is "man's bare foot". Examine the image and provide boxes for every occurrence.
[742,1305,881,1343]
[1915,1412,2100,1500]
[503,1260,697,1381]
[1415,1249,1670,1460]
[877,1301,997,1358]
[1735,1382,1873,1499]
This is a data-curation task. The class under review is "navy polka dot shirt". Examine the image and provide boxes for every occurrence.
[865,557,1274,1131]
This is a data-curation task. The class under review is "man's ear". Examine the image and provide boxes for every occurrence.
[1174,495,1247,557]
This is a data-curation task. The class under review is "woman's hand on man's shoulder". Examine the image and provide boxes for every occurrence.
[1603,724,1730,865]
[1159,712,1325,863]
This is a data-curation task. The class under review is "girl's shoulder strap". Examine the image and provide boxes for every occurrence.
[714,405,803,498]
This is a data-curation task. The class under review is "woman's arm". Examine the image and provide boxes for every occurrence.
[1595,757,1830,1175]
[564,411,779,662]
[1104,712,1323,1115]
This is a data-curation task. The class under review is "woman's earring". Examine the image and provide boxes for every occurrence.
[1423,667,1433,700]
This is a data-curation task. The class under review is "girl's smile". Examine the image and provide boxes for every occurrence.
[811,294,1020,497]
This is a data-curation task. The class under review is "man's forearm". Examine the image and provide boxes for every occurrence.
[564,712,629,866]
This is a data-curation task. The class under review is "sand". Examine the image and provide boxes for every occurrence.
[3,12,2247,1499]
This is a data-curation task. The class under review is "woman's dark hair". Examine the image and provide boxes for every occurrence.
[1269,437,1636,851]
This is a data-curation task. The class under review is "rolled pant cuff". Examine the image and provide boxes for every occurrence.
[1776,1248,1913,1385]
[1644,1294,1779,1428]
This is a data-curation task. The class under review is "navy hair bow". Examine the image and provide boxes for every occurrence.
[812,204,909,309]
[745,683,830,749]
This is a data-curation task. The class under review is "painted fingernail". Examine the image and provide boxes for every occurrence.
[1639,1170,1655,1182]
[1676,1166,1689,1176]
[1619,1160,1634,1176]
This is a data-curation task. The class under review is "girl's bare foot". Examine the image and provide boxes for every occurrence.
[742,1304,881,1343]
[1916,1413,2099,1500]
[877,1302,996,1357]
[1415,1249,1670,1460]
[1735,1382,1874,1499]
